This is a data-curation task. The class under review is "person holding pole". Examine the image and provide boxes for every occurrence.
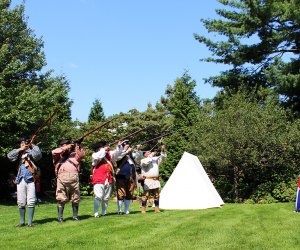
[52,139,85,222]
[115,140,143,214]
[7,137,42,227]
[140,144,167,213]
[91,141,127,217]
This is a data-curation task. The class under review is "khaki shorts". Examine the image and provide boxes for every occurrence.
[56,173,80,205]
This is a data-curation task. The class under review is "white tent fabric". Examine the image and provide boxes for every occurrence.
[159,152,224,210]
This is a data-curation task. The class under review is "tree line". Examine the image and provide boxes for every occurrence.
[1,0,300,203]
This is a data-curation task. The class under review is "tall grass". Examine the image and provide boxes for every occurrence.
[1,197,300,249]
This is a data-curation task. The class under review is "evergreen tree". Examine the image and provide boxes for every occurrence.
[160,71,201,182]
[194,0,300,113]
[88,99,105,123]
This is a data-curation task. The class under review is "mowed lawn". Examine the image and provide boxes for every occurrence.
[1,197,300,250]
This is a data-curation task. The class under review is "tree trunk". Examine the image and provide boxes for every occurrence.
[233,165,239,201]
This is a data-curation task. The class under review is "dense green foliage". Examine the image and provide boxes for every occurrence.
[1,198,300,249]
[191,0,300,202]
[194,0,300,114]
[0,0,76,194]
[190,91,300,201]
[0,0,73,156]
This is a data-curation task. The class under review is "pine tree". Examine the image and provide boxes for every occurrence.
[88,99,105,123]
[160,71,201,181]
[194,0,300,113]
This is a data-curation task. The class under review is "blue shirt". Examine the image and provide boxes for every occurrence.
[116,162,136,181]
[7,145,42,184]
[15,160,34,184]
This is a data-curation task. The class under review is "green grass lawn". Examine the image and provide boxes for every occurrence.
[1,197,300,249]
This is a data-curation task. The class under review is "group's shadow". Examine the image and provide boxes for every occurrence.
[33,212,143,225]
[105,210,145,216]
[34,214,93,225]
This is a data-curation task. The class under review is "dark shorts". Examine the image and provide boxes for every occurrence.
[116,177,135,200]
[142,188,160,201]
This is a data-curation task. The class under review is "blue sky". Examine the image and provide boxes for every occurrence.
[12,0,228,122]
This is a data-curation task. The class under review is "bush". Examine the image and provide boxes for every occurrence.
[80,184,93,196]
[250,182,274,203]
[244,199,255,204]
[272,180,297,202]
[257,195,278,204]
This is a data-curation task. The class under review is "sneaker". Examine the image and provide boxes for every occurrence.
[94,213,100,218]
[124,211,130,215]
[28,224,33,227]
[73,216,79,221]
[58,217,64,223]
[117,211,123,215]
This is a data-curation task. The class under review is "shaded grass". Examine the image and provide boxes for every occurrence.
[1,197,300,249]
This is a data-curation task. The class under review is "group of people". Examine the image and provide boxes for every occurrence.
[7,136,167,227]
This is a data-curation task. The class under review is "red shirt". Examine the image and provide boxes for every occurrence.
[91,152,113,184]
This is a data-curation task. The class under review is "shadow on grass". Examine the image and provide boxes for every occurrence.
[34,217,59,225]
[107,210,149,216]
[34,214,93,225]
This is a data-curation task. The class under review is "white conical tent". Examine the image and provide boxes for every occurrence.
[160,152,224,210]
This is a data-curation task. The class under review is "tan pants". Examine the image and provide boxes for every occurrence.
[56,173,80,205]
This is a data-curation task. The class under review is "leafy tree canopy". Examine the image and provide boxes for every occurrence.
[0,0,72,156]
[190,90,300,201]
